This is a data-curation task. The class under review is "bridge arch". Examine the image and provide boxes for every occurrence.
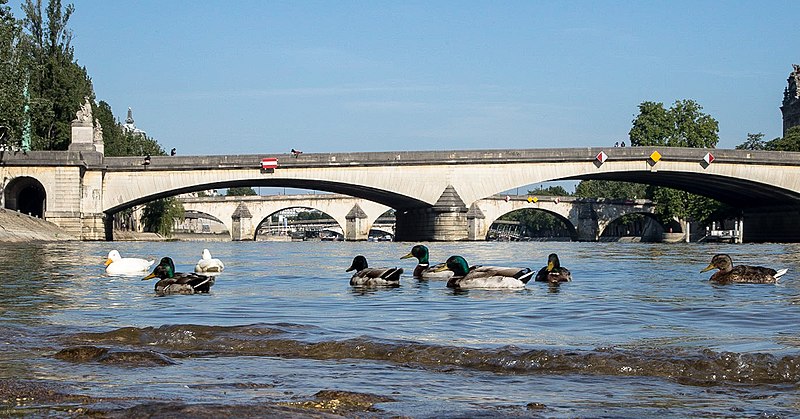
[488,206,578,241]
[598,211,669,241]
[3,176,47,218]
[253,206,343,241]
[179,195,390,241]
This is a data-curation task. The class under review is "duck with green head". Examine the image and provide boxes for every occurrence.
[346,255,403,286]
[700,254,787,284]
[434,255,533,289]
[143,257,216,295]
[534,253,572,283]
[400,244,453,280]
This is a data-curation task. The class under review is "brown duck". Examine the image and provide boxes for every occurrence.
[700,254,787,284]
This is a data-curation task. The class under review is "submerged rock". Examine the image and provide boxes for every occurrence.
[279,389,396,415]
[53,346,109,362]
[54,345,177,366]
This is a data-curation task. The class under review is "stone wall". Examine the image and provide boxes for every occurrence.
[0,207,76,241]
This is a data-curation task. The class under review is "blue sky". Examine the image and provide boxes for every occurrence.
[9,1,800,156]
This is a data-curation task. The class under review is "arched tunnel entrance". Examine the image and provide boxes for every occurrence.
[4,176,46,218]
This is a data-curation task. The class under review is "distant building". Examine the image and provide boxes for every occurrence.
[781,64,800,136]
[122,107,147,138]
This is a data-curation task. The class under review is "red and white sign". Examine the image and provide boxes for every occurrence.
[596,151,608,163]
[703,152,715,165]
[261,158,278,170]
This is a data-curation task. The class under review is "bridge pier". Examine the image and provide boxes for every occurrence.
[345,204,369,241]
[743,205,800,242]
[574,204,600,241]
[231,203,255,241]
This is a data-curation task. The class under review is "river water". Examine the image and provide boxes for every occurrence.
[1,240,799,417]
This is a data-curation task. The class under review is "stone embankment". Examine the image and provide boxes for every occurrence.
[0,208,76,241]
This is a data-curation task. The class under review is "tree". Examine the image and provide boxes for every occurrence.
[628,99,723,226]
[764,126,800,151]
[0,0,27,149]
[141,197,184,238]
[227,187,257,196]
[629,99,719,148]
[574,180,646,199]
[21,0,93,150]
[735,132,767,150]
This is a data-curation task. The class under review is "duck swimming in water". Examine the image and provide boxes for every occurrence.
[346,255,403,286]
[434,255,534,289]
[194,249,225,273]
[534,253,572,283]
[104,250,154,275]
[143,257,215,295]
[400,244,454,280]
[700,254,787,284]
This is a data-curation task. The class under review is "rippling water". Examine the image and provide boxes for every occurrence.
[1,240,799,417]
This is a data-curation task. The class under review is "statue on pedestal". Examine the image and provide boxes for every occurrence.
[73,97,93,124]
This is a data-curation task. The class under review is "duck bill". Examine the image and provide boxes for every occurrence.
[142,272,157,281]
[400,252,414,260]
[432,265,450,273]
[104,258,113,267]
[345,265,356,272]
[547,261,554,271]
[700,264,716,273]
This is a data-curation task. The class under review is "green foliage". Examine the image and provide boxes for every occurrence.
[293,210,330,221]
[21,0,94,151]
[498,209,570,237]
[629,101,672,146]
[527,185,570,196]
[735,132,767,150]
[764,126,800,151]
[648,185,727,226]
[141,197,184,237]
[574,180,646,199]
[0,0,27,149]
[94,100,164,157]
[628,99,722,224]
[629,99,719,148]
[226,187,257,196]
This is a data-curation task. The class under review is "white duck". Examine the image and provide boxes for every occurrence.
[195,249,225,273]
[104,250,154,275]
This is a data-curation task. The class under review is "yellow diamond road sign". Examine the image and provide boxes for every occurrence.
[649,151,662,163]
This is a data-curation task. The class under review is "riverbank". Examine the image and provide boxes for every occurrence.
[0,208,76,241]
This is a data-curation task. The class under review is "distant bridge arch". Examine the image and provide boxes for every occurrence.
[179,194,389,241]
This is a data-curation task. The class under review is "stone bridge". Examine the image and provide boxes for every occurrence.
[177,193,656,241]
[2,146,800,242]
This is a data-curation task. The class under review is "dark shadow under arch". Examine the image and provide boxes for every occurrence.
[4,176,46,218]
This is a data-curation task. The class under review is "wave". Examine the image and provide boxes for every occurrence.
[61,323,800,386]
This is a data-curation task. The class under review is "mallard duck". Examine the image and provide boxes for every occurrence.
[434,255,534,289]
[104,250,154,275]
[346,255,403,286]
[534,253,572,283]
[143,257,215,295]
[400,244,454,280]
[194,249,225,273]
[700,254,788,284]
